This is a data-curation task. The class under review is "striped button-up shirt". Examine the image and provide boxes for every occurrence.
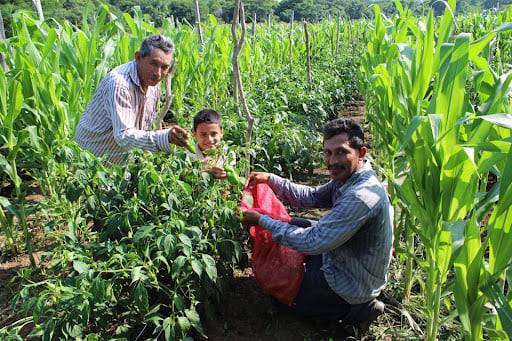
[259,161,393,304]
[74,60,171,165]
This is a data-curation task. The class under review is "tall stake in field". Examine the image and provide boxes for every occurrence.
[303,20,312,87]
[194,0,204,50]
[289,10,294,75]
[335,14,341,59]
[252,13,256,38]
[231,0,254,177]
[156,61,178,129]
[31,0,43,21]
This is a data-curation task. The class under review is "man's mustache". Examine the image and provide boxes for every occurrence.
[328,164,345,171]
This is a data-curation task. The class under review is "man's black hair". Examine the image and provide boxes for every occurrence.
[139,35,174,57]
[193,109,222,131]
[323,118,365,149]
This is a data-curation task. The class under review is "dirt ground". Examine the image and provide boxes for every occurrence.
[0,100,403,340]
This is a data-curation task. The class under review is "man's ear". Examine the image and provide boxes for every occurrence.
[135,51,141,62]
[358,146,367,159]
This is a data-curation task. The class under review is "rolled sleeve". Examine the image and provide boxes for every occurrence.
[157,128,171,152]
[267,174,334,209]
[259,193,373,255]
[110,85,169,153]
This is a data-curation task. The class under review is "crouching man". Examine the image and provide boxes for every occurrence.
[240,118,393,333]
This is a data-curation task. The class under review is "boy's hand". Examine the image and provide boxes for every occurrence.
[247,172,270,187]
[204,166,227,179]
[169,125,189,147]
[240,210,262,228]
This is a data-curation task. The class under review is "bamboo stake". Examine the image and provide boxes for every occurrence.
[303,20,312,87]
[156,60,178,129]
[252,12,256,38]
[335,14,341,60]
[194,0,204,50]
[289,10,294,75]
[31,0,44,21]
[267,13,271,32]
[231,0,254,178]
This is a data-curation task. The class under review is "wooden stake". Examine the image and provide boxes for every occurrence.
[304,20,312,87]
[156,60,178,129]
[231,0,254,178]
[335,14,340,60]
[289,10,294,75]
[252,12,256,38]
[194,0,204,50]
[32,0,44,21]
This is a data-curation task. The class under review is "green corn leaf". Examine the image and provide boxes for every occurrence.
[479,114,512,130]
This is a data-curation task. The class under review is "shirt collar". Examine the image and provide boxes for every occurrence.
[128,60,144,92]
[336,160,372,186]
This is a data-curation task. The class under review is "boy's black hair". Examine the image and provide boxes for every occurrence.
[193,109,222,131]
[322,118,365,149]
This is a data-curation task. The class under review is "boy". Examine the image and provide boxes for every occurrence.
[189,109,230,179]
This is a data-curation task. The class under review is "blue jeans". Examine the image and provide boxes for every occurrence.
[275,218,377,322]
[273,254,351,321]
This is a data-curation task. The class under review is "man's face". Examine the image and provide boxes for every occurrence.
[135,48,173,89]
[323,133,366,182]
[193,123,224,152]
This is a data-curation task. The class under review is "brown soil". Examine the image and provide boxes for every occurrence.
[340,99,366,124]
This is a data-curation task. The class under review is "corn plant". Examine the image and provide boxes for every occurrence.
[361,0,512,339]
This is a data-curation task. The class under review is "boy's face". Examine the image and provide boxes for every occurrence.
[193,123,224,152]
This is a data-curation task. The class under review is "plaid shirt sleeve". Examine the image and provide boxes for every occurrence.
[259,190,373,255]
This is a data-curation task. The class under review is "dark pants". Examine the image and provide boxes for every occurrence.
[274,218,376,323]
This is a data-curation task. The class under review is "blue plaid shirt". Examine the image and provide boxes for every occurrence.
[258,161,393,304]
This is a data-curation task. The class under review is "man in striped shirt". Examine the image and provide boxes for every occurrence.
[241,118,393,333]
[74,35,189,165]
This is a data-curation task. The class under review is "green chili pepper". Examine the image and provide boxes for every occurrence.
[185,137,197,154]
[224,165,244,186]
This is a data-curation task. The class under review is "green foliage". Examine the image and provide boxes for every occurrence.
[361,1,512,340]
[4,143,243,339]
[0,5,360,339]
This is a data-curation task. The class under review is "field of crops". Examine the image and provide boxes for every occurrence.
[1,0,512,339]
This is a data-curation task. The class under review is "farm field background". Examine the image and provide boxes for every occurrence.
[1,0,512,340]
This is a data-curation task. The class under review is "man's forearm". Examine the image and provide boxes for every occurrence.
[268,174,332,209]
[114,127,171,152]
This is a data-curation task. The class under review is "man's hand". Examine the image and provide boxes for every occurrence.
[240,210,262,228]
[204,166,227,179]
[168,125,188,147]
[246,172,271,187]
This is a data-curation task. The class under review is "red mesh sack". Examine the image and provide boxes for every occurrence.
[241,183,305,306]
